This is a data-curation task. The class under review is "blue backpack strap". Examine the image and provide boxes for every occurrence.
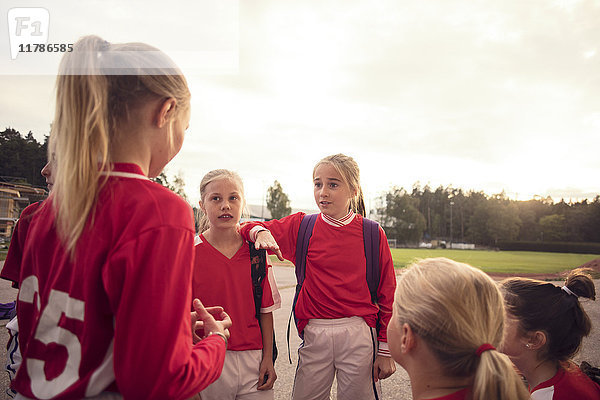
[286,213,318,363]
[363,217,380,305]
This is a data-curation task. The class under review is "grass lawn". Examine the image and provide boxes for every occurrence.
[271,249,600,275]
[390,248,600,275]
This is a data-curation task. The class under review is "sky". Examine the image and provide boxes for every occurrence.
[1,0,600,211]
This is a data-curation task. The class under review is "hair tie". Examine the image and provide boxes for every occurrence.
[561,286,578,298]
[476,343,496,357]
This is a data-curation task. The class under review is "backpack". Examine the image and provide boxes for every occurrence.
[249,243,278,363]
[286,213,381,361]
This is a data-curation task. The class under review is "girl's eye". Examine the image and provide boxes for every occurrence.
[329,183,338,189]
[230,196,238,201]
[211,196,220,201]
[314,182,322,188]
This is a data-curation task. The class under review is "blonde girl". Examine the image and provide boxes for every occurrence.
[239,154,397,400]
[193,169,281,400]
[12,35,230,399]
[501,269,600,399]
[387,257,530,400]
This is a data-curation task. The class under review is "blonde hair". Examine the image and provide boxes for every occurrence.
[50,35,190,255]
[197,169,247,233]
[313,154,366,216]
[393,258,529,400]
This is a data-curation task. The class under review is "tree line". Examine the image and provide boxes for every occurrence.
[377,183,600,246]
[0,128,48,187]
[4,128,599,246]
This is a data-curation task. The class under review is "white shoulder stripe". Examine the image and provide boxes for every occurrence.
[101,171,150,181]
[194,235,203,246]
[531,386,554,400]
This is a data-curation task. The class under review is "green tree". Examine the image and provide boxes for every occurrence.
[266,180,291,219]
[378,187,426,243]
[467,194,521,245]
[0,127,48,187]
[539,214,567,242]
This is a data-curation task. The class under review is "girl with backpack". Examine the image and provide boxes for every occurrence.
[10,35,230,399]
[501,268,600,399]
[387,257,530,400]
[193,169,281,400]
[240,154,397,400]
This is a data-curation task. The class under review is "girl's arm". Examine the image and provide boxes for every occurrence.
[239,212,306,262]
[257,312,277,390]
[373,225,397,380]
[257,256,281,389]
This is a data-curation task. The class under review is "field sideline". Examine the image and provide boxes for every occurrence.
[391,248,600,274]
[270,249,600,275]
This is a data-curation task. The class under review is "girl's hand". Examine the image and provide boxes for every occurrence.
[255,230,284,261]
[257,357,277,390]
[373,355,396,382]
[191,299,232,344]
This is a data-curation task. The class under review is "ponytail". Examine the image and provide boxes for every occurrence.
[51,36,111,255]
[474,350,529,400]
[314,154,366,217]
[51,35,190,255]
[393,258,529,400]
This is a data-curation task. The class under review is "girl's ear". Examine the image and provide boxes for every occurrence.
[401,323,416,354]
[155,98,177,128]
[523,330,547,351]
[198,200,206,212]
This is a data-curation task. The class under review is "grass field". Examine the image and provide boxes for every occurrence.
[390,249,599,274]
[270,249,600,276]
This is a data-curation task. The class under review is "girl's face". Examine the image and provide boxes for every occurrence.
[200,178,244,231]
[313,163,355,220]
[501,311,529,368]
[41,160,54,192]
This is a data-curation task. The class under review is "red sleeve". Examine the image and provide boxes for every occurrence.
[1,202,41,287]
[104,226,225,399]
[240,212,305,263]
[375,226,396,343]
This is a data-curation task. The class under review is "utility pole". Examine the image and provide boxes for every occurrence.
[449,201,454,247]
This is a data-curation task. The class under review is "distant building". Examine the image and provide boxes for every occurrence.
[0,180,47,238]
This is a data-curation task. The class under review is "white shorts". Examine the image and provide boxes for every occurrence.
[200,349,274,400]
[292,316,381,400]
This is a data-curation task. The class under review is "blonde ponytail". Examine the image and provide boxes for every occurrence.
[393,258,529,400]
[51,35,190,255]
[51,36,111,254]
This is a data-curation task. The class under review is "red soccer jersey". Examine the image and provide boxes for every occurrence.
[1,201,43,287]
[530,364,600,400]
[192,234,281,351]
[13,163,225,400]
[239,212,396,344]
[429,388,469,400]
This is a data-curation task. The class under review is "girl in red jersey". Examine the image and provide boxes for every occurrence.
[1,160,54,398]
[501,269,600,400]
[193,169,281,400]
[239,154,396,400]
[387,258,530,400]
[11,35,231,400]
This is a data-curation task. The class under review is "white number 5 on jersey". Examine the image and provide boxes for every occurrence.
[19,275,85,399]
